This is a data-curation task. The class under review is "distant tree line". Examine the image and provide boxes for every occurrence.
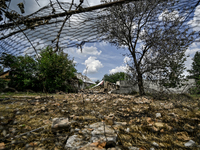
[0,47,77,93]
[102,72,130,83]
[187,51,200,94]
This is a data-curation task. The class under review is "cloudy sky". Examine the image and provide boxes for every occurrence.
[8,0,200,82]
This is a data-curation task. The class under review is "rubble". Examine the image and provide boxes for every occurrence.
[155,113,161,118]
[0,92,199,149]
[52,118,71,130]
[184,140,196,147]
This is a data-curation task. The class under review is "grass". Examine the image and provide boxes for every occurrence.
[0,92,46,97]
[189,94,200,99]
[0,92,200,149]
[0,92,70,101]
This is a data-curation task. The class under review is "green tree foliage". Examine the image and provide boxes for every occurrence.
[188,51,200,80]
[187,51,200,94]
[0,47,77,93]
[95,80,100,84]
[0,66,3,73]
[38,47,77,93]
[103,72,128,83]
[0,53,39,91]
[0,60,7,90]
[99,0,195,95]
[160,53,187,88]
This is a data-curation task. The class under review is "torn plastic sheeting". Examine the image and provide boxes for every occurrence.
[91,80,104,89]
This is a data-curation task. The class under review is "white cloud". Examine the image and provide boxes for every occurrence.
[64,47,76,54]
[99,41,108,47]
[109,66,127,74]
[77,46,102,56]
[183,42,200,76]
[73,60,77,64]
[86,0,100,6]
[124,56,131,63]
[185,42,200,56]
[83,56,103,74]
[109,56,130,74]
[158,10,179,21]
[188,5,200,31]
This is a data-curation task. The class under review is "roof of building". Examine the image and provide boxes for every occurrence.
[0,70,10,77]
[75,73,95,84]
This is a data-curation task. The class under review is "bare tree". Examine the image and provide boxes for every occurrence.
[98,0,197,95]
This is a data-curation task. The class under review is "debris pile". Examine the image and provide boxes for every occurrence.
[0,93,199,149]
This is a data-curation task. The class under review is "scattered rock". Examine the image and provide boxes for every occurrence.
[52,118,71,131]
[0,143,5,150]
[126,128,130,133]
[107,147,122,150]
[154,122,164,128]
[0,93,199,150]
[91,126,115,136]
[152,141,159,147]
[165,124,173,131]
[65,135,85,149]
[156,113,161,118]
[168,113,177,117]
[152,126,159,132]
[89,122,117,146]
[128,147,139,150]
[160,129,164,133]
[184,140,196,147]
[2,130,6,137]
[13,120,18,125]
[79,143,103,150]
[41,107,46,111]
[35,96,41,99]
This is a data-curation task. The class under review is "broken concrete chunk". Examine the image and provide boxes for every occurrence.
[35,96,40,99]
[185,140,196,147]
[41,107,46,111]
[154,122,164,128]
[2,130,6,137]
[89,122,105,128]
[156,113,161,118]
[91,126,115,136]
[65,135,84,149]
[52,118,71,131]
[128,147,139,150]
[89,122,117,145]
[152,141,159,147]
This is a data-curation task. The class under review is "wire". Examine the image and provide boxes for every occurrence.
[85,0,90,7]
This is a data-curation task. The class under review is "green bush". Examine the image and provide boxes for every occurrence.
[86,84,95,89]
[189,77,200,95]
[0,47,77,93]
[1,54,39,91]
[0,78,7,91]
[38,47,77,93]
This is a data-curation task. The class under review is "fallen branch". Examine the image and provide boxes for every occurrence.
[14,125,49,139]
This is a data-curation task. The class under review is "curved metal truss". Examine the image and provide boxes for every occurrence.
[0,0,200,57]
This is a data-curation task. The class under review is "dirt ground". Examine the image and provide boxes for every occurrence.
[0,91,200,150]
